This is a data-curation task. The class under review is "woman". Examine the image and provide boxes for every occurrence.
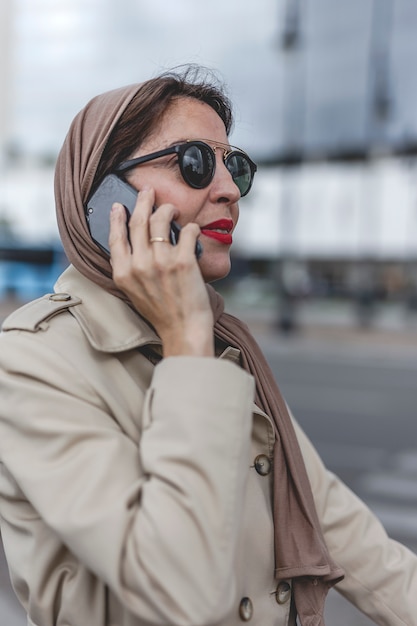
[0,66,416,626]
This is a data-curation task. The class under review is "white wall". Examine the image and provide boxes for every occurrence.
[0,164,57,242]
[1,155,417,259]
[234,156,417,260]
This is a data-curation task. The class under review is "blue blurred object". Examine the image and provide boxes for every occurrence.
[0,241,67,301]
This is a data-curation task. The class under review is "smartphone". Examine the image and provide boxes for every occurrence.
[86,174,202,258]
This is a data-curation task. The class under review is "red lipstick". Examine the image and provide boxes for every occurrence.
[201,219,234,245]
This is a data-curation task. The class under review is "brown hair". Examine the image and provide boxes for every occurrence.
[92,65,234,193]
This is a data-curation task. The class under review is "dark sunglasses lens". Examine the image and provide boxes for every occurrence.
[226,154,254,197]
[181,144,214,188]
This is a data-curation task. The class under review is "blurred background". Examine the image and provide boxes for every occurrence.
[1,1,417,624]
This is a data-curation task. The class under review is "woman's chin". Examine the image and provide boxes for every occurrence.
[200,254,231,284]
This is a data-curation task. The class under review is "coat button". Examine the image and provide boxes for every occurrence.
[49,293,71,302]
[275,581,291,604]
[239,597,253,621]
[254,454,272,476]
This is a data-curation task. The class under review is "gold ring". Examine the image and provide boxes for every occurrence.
[150,237,170,243]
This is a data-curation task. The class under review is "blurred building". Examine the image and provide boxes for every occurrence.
[2,0,417,303]
[234,0,417,306]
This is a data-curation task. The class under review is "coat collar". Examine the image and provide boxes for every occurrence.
[55,265,161,353]
[54,266,276,436]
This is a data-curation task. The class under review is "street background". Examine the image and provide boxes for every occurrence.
[2,1,417,624]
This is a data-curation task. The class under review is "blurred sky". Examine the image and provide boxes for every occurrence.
[4,0,417,254]
[8,0,281,158]
[6,0,417,162]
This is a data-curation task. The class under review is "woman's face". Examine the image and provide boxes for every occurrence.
[125,97,241,283]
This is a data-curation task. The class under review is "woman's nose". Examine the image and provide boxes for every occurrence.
[210,153,241,203]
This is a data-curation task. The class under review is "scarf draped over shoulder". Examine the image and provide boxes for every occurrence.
[54,83,344,626]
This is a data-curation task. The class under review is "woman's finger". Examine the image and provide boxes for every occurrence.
[148,203,178,242]
[125,186,155,253]
[108,203,131,261]
[175,222,202,258]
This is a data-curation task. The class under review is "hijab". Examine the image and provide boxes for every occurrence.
[54,81,344,625]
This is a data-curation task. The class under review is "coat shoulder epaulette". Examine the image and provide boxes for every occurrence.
[1,293,81,333]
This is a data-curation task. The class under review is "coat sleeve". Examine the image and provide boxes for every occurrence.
[292,416,417,626]
[0,327,255,626]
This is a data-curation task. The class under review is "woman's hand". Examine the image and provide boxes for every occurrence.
[108,187,214,357]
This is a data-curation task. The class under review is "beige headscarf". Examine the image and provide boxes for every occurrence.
[54,82,344,625]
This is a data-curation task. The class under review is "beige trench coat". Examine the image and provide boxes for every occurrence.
[0,265,416,626]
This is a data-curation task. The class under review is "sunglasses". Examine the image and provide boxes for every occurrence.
[115,139,257,197]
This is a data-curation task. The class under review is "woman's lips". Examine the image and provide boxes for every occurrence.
[201,219,234,245]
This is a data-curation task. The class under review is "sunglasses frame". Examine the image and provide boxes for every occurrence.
[115,139,257,197]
